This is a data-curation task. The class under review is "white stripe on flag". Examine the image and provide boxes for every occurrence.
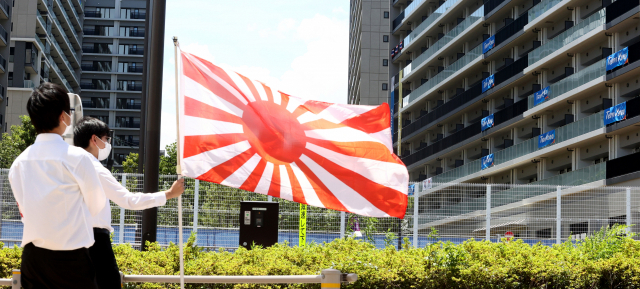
[304,127,387,147]
[182,141,252,178]
[251,80,269,101]
[299,155,391,217]
[297,112,321,124]
[290,163,325,208]
[221,154,262,188]
[268,86,282,105]
[183,116,243,136]
[286,96,304,113]
[184,77,244,117]
[305,143,408,195]
[279,165,294,201]
[220,67,256,103]
[184,53,248,105]
[368,128,393,152]
[316,104,376,123]
[254,162,274,195]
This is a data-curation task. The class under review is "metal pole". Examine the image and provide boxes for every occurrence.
[11,269,19,289]
[138,0,151,173]
[556,186,561,244]
[627,188,631,233]
[413,191,419,248]
[141,0,167,250]
[486,185,491,241]
[339,211,345,239]
[320,269,342,289]
[173,37,185,289]
[193,179,199,241]
[119,174,127,244]
[397,218,402,250]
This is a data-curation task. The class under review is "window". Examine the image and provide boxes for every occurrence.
[382,83,388,91]
[384,11,389,18]
[383,59,388,66]
[383,35,389,42]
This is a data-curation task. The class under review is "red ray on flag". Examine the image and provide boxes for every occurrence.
[177,51,409,218]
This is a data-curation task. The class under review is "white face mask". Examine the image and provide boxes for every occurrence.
[96,137,112,161]
[62,111,72,135]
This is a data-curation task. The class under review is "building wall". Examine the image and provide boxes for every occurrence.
[348,0,390,105]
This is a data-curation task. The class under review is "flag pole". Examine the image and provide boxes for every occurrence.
[173,36,184,289]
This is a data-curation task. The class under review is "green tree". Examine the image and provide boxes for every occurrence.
[159,142,177,175]
[0,116,37,168]
[122,152,139,173]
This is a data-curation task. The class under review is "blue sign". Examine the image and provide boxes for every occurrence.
[408,184,415,196]
[604,101,627,125]
[481,153,494,170]
[389,91,395,130]
[482,35,495,54]
[538,130,556,149]
[482,74,495,93]
[606,47,629,71]
[533,86,551,106]
[481,114,494,131]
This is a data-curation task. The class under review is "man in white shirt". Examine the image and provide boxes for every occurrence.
[73,117,185,288]
[9,83,107,289]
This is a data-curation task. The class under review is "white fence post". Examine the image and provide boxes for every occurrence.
[556,186,561,245]
[268,196,272,202]
[339,211,345,239]
[486,185,491,241]
[193,180,199,242]
[413,190,419,248]
[627,188,631,233]
[119,174,126,244]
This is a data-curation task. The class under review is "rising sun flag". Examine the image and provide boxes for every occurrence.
[176,50,409,218]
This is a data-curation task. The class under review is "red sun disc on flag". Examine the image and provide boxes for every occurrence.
[177,51,409,218]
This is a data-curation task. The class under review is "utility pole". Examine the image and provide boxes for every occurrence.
[140,0,166,251]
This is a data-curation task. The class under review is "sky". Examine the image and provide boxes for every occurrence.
[159,0,350,150]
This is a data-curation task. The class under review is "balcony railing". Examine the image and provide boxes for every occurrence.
[403,44,482,106]
[528,0,564,22]
[403,5,483,77]
[47,56,73,92]
[404,0,427,20]
[50,38,79,83]
[528,59,606,108]
[53,0,80,45]
[404,0,461,48]
[130,11,146,19]
[127,30,145,37]
[124,66,143,73]
[82,46,112,54]
[0,54,6,70]
[115,120,140,128]
[128,48,144,55]
[24,80,35,88]
[81,63,112,72]
[116,102,141,110]
[0,23,7,43]
[431,111,604,184]
[392,11,404,31]
[426,163,606,218]
[0,0,10,18]
[118,84,142,91]
[84,11,101,18]
[49,10,80,63]
[528,9,606,65]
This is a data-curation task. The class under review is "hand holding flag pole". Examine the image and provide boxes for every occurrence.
[173,36,185,289]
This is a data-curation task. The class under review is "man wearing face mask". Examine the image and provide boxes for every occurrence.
[9,83,107,288]
[73,117,185,288]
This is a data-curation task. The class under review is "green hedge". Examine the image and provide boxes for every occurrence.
[1,226,639,288]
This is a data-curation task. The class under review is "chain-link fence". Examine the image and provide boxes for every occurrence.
[1,168,638,249]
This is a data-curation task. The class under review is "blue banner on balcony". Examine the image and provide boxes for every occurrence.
[482,35,496,54]
[481,153,494,170]
[481,114,494,131]
[389,91,395,130]
[606,47,629,71]
[408,184,415,196]
[482,74,495,93]
[604,101,627,125]
[538,130,556,149]
[533,86,551,106]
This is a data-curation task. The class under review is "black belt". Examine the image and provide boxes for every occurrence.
[93,228,110,235]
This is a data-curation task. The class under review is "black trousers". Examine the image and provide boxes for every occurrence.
[21,242,99,289]
[88,228,122,289]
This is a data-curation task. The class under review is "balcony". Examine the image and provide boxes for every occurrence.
[403,5,483,78]
[53,0,81,47]
[527,9,606,66]
[81,80,111,90]
[528,59,606,109]
[126,30,145,37]
[0,53,5,72]
[81,63,112,72]
[403,0,461,49]
[0,23,7,46]
[117,83,142,91]
[47,56,73,92]
[82,45,112,54]
[115,118,140,128]
[528,0,564,23]
[128,48,144,55]
[431,111,604,184]
[115,137,140,147]
[82,98,110,109]
[392,11,404,31]
[130,11,146,19]
[83,28,109,36]
[122,66,143,73]
[49,9,80,64]
[84,11,101,18]
[606,0,640,23]
[0,0,9,19]
[116,99,141,110]
[50,39,79,84]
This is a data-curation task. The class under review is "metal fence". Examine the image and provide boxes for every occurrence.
[0,168,638,249]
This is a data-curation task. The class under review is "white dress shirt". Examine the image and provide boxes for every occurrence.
[90,157,166,232]
[9,134,107,250]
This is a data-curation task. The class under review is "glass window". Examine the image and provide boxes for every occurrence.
[384,11,389,18]
[383,59,388,66]
[383,35,389,42]
[382,83,388,91]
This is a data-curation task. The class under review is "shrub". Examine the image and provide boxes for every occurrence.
[0,225,639,288]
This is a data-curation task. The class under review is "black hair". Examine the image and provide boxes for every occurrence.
[73,117,110,149]
[26,82,70,133]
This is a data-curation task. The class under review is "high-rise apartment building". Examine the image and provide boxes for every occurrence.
[7,0,81,131]
[388,0,640,237]
[0,1,10,130]
[81,0,145,167]
[348,0,391,105]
